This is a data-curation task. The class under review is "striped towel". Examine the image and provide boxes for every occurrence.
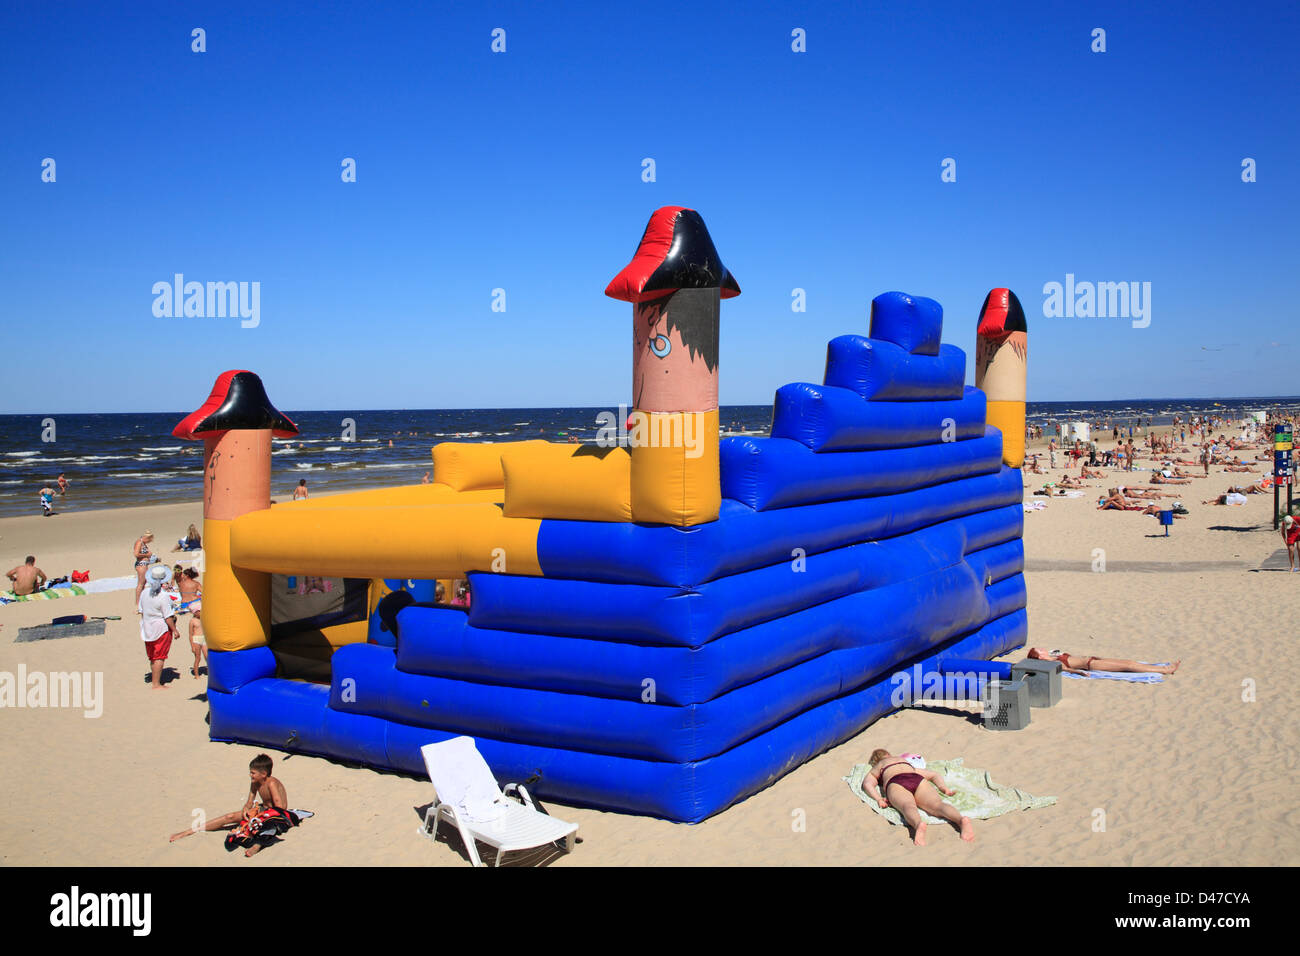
[1,584,87,605]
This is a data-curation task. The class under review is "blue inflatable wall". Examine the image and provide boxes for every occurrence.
[206,295,1027,823]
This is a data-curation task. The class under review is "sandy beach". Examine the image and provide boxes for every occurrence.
[2,441,1296,867]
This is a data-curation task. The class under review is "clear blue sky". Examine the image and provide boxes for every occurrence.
[2,1,1296,413]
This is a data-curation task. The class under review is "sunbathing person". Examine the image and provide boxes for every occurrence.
[861,749,974,846]
[1116,485,1171,500]
[1149,472,1191,484]
[169,754,288,857]
[1099,491,1144,510]
[1028,647,1179,675]
[1081,466,1107,479]
[1222,464,1258,473]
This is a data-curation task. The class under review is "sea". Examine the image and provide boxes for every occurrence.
[2,398,1298,519]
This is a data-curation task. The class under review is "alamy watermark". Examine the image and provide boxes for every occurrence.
[152,273,260,328]
[594,404,707,459]
[1042,274,1150,328]
[889,664,1000,711]
[0,667,103,717]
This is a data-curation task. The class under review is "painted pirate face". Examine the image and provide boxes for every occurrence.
[632,290,720,413]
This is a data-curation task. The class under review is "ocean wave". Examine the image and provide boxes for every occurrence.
[142,445,182,451]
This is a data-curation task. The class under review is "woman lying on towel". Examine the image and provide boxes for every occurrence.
[1028,647,1180,675]
[861,749,974,846]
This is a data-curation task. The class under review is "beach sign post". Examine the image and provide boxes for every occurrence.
[1274,423,1293,529]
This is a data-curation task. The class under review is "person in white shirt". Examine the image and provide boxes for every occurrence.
[139,565,179,690]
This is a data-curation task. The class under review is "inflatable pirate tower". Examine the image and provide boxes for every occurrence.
[173,371,298,651]
[975,288,1028,468]
[606,206,740,525]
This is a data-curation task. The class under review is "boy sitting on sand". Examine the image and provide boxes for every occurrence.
[169,754,290,856]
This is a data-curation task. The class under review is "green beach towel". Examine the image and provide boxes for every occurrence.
[1,585,87,605]
[843,758,1056,825]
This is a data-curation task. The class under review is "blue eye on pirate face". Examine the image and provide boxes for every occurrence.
[650,334,671,358]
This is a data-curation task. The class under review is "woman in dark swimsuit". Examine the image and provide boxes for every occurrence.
[862,749,974,846]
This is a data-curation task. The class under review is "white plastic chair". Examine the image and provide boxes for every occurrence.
[418,737,578,867]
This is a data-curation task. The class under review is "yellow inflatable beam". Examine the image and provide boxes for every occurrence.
[231,502,541,579]
[503,443,633,522]
[202,518,271,652]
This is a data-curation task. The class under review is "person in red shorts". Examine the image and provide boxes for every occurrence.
[1283,515,1300,572]
[138,564,178,689]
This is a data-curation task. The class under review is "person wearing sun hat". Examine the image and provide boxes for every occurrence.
[139,563,179,689]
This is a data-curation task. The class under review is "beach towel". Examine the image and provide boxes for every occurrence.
[1063,663,1168,683]
[223,807,309,852]
[428,736,510,824]
[1,584,86,605]
[81,575,138,595]
[842,758,1056,825]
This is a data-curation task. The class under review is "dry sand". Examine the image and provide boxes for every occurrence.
[1,443,1296,867]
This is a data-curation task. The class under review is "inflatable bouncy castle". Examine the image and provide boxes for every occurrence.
[176,207,1028,823]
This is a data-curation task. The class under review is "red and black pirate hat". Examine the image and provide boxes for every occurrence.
[606,206,741,303]
[174,370,299,440]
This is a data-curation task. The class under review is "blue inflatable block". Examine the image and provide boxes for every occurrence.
[772,383,987,452]
[721,429,1001,510]
[986,574,1028,621]
[207,646,277,695]
[964,538,1024,586]
[208,678,327,749]
[474,508,1018,646]
[938,658,1013,681]
[395,562,1016,707]
[868,292,944,356]
[232,607,1027,821]
[536,466,1023,587]
[335,562,995,763]
[824,336,965,401]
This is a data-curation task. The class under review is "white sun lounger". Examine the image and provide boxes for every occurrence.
[418,737,579,867]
